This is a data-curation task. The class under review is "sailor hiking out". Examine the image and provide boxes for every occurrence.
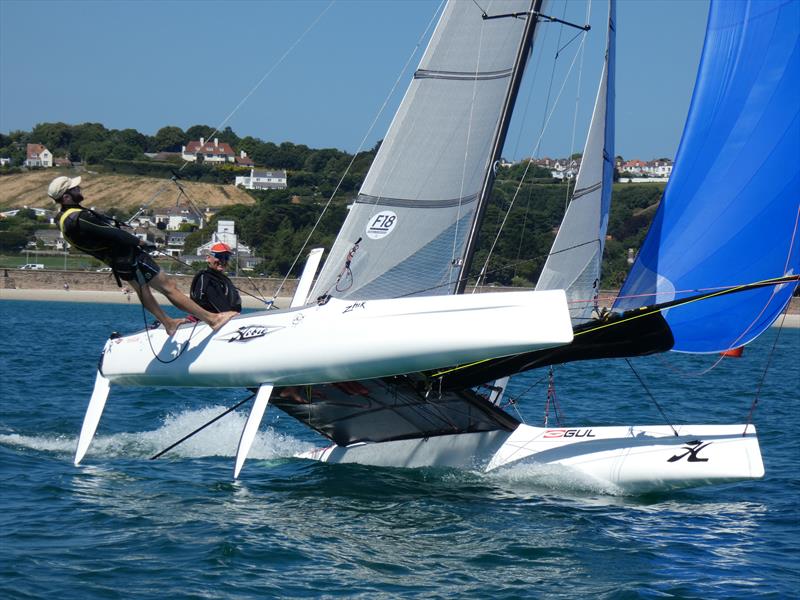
[49,175,237,335]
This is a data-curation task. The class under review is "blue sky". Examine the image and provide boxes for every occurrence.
[0,0,709,161]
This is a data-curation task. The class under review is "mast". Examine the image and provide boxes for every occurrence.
[456,0,543,294]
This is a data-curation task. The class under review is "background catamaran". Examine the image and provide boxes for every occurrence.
[74,0,799,493]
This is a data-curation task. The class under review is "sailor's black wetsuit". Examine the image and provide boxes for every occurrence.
[58,207,160,283]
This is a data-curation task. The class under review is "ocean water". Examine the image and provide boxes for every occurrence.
[1,299,798,599]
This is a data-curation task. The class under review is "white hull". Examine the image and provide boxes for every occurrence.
[299,423,764,493]
[100,291,572,387]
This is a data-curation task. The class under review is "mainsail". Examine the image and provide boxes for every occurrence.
[309,0,541,301]
[614,0,800,352]
[535,0,616,324]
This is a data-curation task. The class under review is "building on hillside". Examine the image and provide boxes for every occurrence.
[153,205,204,231]
[550,158,581,180]
[0,157,11,166]
[647,159,673,177]
[0,206,57,220]
[234,168,288,190]
[164,231,190,257]
[24,144,53,168]
[235,151,254,167]
[181,137,235,164]
[32,229,68,251]
[196,220,254,264]
[620,159,647,175]
[132,227,158,246]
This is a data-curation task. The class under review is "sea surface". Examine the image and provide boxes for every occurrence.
[1,300,798,599]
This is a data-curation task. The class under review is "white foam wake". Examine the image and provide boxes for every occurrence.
[0,405,315,461]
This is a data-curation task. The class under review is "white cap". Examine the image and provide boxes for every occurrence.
[47,176,82,201]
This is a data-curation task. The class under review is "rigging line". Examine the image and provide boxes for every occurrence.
[474,29,589,288]
[624,358,678,437]
[271,0,446,302]
[501,373,548,409]
[509,1,550,160]
[743,310,789,436]
[150,391,257,459]
[129,5,336,227]
[539,1,569,137]
[126,184,173,226]
[197,1,336,163]
[565,0,592,211]
[454,4,488,288]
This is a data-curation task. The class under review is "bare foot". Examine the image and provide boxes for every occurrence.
[209,311,237,332]
[163,317,186,336]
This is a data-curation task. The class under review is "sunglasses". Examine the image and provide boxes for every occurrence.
[211,252,231,262]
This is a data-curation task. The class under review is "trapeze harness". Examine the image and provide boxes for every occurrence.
[58,207,160,287]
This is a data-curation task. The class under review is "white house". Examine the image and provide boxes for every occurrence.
[181,137,235,164]
[196,220,252,257]
[550,158,580,180]
[165,231,190,257]
[24,144,53,168]
[32,229,68,251]
[235,168,288,190]
[153,205,204,231]
[0,157,11,166]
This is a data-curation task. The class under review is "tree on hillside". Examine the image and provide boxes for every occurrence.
[217,126,240,147]
[186,124,215,142]
[154,126,186,152]
[113,128,148,152]
[31,122,72,153]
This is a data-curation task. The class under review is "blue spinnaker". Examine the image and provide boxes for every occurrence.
[614,0,800,353]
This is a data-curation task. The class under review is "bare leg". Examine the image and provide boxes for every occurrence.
[149,273,237,331]
[129,280,186,336]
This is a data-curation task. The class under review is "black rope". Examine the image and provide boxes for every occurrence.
[743,311,789,436]
[625,358,679,437]
[140,300,198,364]
[150,391,257,459]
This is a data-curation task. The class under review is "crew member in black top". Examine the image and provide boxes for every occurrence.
[190,243,242,313]
[48,175,237,335]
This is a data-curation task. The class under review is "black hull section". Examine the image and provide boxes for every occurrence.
[435,307,675,391]
[272,376,519,447]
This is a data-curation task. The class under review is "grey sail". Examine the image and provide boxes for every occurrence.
[310,0,538,302]
[535,0,616,324]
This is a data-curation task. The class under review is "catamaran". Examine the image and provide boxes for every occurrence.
[74,0,799,493]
